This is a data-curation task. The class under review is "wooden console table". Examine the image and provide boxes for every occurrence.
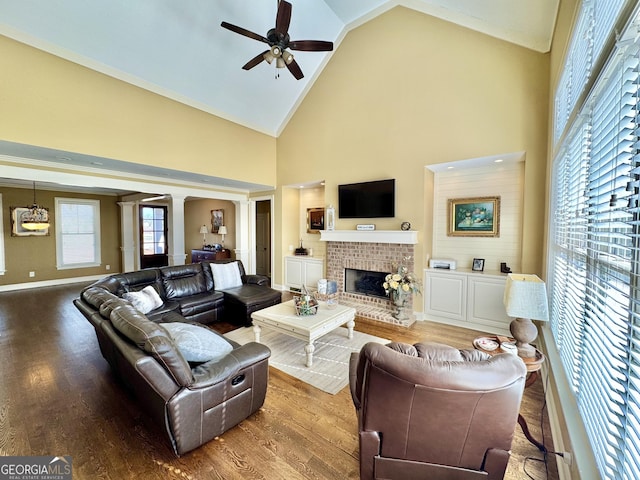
[191,249,231,262]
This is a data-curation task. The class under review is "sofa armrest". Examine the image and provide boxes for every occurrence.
[191,341,271,388]
[244,274,269,286]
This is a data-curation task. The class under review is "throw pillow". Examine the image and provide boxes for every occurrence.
[160,322,233,363]
[122,285,163,314]
[210,262,243,290]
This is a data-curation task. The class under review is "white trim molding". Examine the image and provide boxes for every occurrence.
[319,230,418,244]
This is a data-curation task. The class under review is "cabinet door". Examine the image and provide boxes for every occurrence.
[467,276,510,330]
[284,257,303,289]
[424,272,466,321]
[305,261,324,290]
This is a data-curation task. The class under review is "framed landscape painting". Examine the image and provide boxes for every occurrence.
[447,197,500,237]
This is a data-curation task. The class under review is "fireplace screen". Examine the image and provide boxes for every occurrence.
[345,268,388,299]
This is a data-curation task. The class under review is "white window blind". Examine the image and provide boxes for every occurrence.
[549,3,640,477]
[55,198,101,269]
[553,0,627,145]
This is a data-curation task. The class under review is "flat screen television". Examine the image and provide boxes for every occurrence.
[338,179,395,218]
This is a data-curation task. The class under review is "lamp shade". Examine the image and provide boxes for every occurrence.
[503,274,549,321]
[199,225,209,234]
[218,225,227,235]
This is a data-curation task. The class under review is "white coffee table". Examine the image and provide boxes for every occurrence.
[251,300,357,367]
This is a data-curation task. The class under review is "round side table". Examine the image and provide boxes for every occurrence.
[473,335,547,452]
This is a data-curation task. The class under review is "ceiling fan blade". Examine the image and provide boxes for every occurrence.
[221,21,269,44]
[242,51,269,70]
[288,40,334,52]
[275,1,292,36]
[286,58,304,80]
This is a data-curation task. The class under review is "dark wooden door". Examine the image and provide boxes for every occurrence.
[139,205,168,268]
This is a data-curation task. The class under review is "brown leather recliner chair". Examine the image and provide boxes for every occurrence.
[349,341,527,480]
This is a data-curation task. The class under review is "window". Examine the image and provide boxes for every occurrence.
[549,2,640,478]
[55,198,101,269]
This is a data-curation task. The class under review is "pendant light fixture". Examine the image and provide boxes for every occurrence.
[21,181,50,231]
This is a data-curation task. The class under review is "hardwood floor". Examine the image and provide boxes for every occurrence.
[0,283,559,480]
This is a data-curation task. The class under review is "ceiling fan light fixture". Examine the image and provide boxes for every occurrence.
[276,57,286,68]
[282,50,294,65]
[263,50,276,64]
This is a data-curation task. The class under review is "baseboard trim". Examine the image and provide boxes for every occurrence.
[0,274,107,292]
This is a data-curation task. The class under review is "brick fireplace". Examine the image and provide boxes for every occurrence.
[321,230,418,326]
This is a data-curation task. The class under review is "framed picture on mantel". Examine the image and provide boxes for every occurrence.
[307,207,325,233]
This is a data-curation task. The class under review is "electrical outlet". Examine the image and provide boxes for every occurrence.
[29,271,35,278]
[562,452,572,466]
[106,264,111,270]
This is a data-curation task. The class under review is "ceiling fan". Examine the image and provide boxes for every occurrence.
[221,0,333,80]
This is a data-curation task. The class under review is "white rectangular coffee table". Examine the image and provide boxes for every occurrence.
[251,300,356,367]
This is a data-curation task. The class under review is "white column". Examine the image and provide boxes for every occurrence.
[117,201,136,272]
[234,200,252,272]
[168,194,187,266]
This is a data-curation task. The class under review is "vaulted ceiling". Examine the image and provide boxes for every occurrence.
[0,0,559,138]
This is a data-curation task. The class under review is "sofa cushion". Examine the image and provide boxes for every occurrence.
[109,304,193,386]
[161,264,208,299]
[160,322,233,363]
[210,261,243,289]
[122,285,164,314]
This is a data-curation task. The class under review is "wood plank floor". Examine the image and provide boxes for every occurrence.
[0,283,559,480]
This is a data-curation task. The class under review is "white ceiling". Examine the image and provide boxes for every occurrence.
[0,0,559,139]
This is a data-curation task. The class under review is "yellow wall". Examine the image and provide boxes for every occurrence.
[0,34,276,187]
[277,7,550,287]
[0,187,120,285]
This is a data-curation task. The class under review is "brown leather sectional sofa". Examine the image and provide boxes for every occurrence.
[73,260,281,455]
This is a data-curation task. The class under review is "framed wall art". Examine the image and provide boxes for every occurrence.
[307,207,325,233]
[11,207,50,236]
[447,196,500,237]
[211,209,224,234]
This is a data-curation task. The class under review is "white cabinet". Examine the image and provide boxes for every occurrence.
[284,256,324,291]
[424,268,510,335]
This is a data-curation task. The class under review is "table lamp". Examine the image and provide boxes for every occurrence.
[503,273,549,358]
[218,225,227,248]
[199,225,209,248]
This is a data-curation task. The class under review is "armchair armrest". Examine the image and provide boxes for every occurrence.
[244,274,269,286]
[191,342,271,388]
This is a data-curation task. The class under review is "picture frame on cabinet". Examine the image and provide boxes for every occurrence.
[472,258,485,272]
[447,196,500,237]
[307,207,325,233]
[211,209,223,233]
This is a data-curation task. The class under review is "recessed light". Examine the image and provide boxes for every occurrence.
[447,166,454,170]
[494,159,504,163]
[91,161,103,166]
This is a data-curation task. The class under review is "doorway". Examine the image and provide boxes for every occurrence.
[255,199,271,279]
[139,205,168,268]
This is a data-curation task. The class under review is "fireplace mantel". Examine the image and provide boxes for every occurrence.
[320,230,418,244]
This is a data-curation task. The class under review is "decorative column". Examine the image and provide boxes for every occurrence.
[233,200,252,272]
[117,201,136,272]
[168,194,187,266]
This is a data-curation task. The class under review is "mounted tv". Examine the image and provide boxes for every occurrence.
[338,179,395,218]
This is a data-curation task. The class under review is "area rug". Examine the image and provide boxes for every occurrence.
[224,326,389,394]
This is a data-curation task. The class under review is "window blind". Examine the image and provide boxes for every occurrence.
[549,2,640,478]
[55,198,101,268]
